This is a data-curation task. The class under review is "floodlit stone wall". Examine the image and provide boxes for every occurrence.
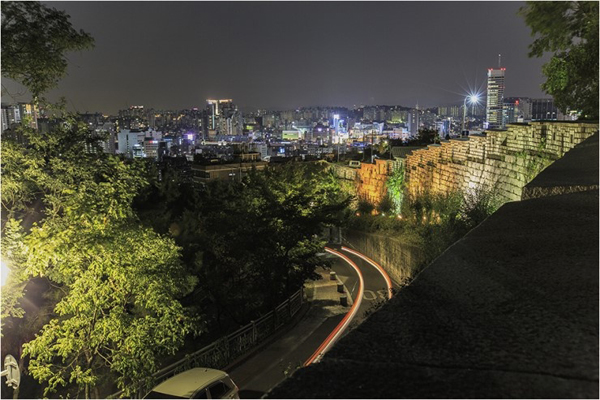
[404,121,599,202]
[356,159,395,204]
[332,159,398,207]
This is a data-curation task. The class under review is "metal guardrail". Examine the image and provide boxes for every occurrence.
[110,288,304,398]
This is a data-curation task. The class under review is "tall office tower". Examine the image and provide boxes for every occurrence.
[408,107,420,137]
[485,67,506,129]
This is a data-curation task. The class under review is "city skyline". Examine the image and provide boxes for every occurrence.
[2,1,550,114]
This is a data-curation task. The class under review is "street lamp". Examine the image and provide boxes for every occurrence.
[462,94,480,135]
[1,262,20,390]
[1,355,20,390]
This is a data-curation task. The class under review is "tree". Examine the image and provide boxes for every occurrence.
[194,163,351,324]
[408,128,438,146]
[1,118,202,397]
[1,1,94,99]
[519,1,599,119]
[1,3,202,395]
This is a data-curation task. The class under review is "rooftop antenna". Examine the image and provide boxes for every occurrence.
[498,54,502,68]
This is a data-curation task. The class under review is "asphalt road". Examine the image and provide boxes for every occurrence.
[227,248,392,398]
[331,248,392,328]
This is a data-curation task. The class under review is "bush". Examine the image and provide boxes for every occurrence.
[349,186,504,269]
[377,194,394,214]
[357,198,375,214]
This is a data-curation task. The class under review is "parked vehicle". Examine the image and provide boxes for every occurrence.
[144,368,239,399]
[348,160,361,168]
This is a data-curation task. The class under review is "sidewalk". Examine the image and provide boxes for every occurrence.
[227,267,350,398]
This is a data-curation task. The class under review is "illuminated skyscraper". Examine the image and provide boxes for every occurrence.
[205,99,243,137]
[485,68,506,129]
[206,99,232,130]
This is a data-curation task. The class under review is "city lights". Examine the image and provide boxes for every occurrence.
[462,93,481,134]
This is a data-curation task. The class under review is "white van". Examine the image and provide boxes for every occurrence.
[144,368,240,399]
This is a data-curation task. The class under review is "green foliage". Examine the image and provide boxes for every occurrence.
[1,1,95,98]
[348,186,503,268]
[408,129,438,146]
[1,114,201,397]
[356,198,375,215]
[519,1,599,119]
[193,163,352,324]
[1,4,201,396]
[459,185,503,229]
[20,225,199,398]
[377,195,394,214]
[386,165,405,214]
[515,141,555,183]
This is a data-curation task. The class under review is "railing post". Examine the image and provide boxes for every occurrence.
[109,286,306,398]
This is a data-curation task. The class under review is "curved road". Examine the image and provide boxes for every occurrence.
[327,246,393,332]
[228,245,394,398]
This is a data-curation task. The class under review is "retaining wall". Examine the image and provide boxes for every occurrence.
[343,229,424,284]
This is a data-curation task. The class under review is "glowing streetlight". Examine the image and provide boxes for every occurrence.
[462,94,480,135]
[1,260,9,287]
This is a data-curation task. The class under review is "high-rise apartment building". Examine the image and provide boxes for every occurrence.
[1,102,38,134]
[205,99,242,136]
[408,107,420,136]
[485,68,506,129]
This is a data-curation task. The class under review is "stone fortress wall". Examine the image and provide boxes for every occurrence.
[333,121,598,205]
[332,121,598,283]
[404,121,599,202]
[332,158,397,206]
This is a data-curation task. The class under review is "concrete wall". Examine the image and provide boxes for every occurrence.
[404,121,598,202]
[343,229,424,284]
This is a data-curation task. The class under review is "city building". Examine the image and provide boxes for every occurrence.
[190,153,267,184]
[531,98,562,121]
[408,107,420,136]
[485,67,506,129]
[205,99,243,137]
[503,97,532,123]
[1,103,20,133]
[437,105,462,119]
[1,102,38,133]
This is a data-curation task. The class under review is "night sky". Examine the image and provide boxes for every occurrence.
[3,1,551,114]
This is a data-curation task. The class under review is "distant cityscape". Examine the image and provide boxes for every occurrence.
[1,66,578,173]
